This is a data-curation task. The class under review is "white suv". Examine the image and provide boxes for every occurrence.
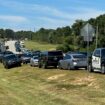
[88,48,105,74]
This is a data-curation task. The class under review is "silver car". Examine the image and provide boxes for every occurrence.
[58,53,87,70]
[30,56,39,67]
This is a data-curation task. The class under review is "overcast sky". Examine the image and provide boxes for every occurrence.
[0,0,105,31]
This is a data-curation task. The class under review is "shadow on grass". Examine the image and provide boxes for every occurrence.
[55,83,87,90]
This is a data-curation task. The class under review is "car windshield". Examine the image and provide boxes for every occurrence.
[23,54,32,57]
[79,52,87,56]
[73,54,86,59]
[101,49,105,57]
[5,51,13,54]
[5,55,17,60]
[33,56,38,59]
[0,52,3,54]
[48,51,62,56]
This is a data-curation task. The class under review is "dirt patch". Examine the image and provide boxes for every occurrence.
[48,74,66,80]
[72,76,99,89]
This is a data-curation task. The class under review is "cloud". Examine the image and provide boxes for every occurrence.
[1,0,104,20]
[0,15,28,23]
[38,16,71,26]
[0,0,104,31]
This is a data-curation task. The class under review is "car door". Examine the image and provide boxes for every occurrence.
[61,54,71,69]
[92,49,101,69]
[60,55,67,69]
[64,55,72,69]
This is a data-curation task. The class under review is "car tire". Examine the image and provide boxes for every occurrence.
[5,64,9,69]
[18,63,21,67]
[85,66,87,70]
[88,64,93,72]
[67,64,71,70]
[58,63,62,69]
[101,65,105,74]
[42,63,47,69]
[3,62,7,69]
[30,63,33,67]
[38,64,42,68]
[54,65,57,69]
[23,61,25,64]
[1,60,2,63]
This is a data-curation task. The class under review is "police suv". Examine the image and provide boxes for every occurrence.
[88,48,105,74]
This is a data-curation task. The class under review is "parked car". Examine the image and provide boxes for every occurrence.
[88,48,105,74]
[2,54,21,69]
[67,51,92,63]
[0,51,13,63]
[67,51,76,54]
[20,48,32,54]
[58,53,87,70]
[38,50,63,69]
[20,41,25,48]
[21,54,33,64]
[67,51,90,56]
[30,56,39,67]
[32,50,41,56]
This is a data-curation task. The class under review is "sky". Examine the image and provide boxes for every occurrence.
[0,0,105,31]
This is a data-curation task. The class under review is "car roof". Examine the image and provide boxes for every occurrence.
[4,54,16,57]
[67,53,86,56]
[95,48,105,50]
[33,55,39,57]
[41,50,62,54]
[33,50,40,52]
[23,53,32,55]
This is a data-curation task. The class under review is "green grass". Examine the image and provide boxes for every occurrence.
[25,41,58,51]
[0,63,105,105]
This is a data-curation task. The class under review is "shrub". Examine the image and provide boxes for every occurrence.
[56,43,72,53]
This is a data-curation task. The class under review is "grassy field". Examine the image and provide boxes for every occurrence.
[25,41,58,51]
[1,41,105,105]
[1,63,105,105]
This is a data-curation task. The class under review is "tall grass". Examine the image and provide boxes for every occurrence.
[25,41,58,51]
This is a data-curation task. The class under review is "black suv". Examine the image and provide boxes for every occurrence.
[0,51,13,63]
[38,50,63,69]
[2,54,21,69]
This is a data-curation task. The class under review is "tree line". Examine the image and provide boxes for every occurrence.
[0,14,105,52]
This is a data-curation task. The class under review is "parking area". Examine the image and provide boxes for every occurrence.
[1,40,105,104]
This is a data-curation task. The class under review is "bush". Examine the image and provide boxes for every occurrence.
[56,43,72,53]
[65,36,73,44]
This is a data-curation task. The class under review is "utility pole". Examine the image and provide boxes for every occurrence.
[72,31,75,51]
[96,25,98,48]
[81,23,95,71]
[30,28,32,40]
[34,28,35,32]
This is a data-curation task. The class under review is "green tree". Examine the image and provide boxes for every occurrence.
[5,29,15,39]
[72,20,85,36]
